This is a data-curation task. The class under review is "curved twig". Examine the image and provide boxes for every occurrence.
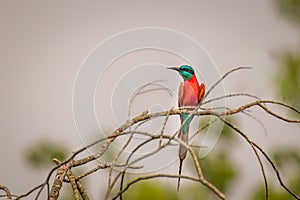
[204,66,252,99]
[219,118,269,200]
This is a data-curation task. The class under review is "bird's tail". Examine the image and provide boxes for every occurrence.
[177,157,184,191]
[177,118,189,191]
[178,132,189,160]
[178,113,191,159]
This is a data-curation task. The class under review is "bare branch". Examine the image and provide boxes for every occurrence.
[4,70,299,200]
[0,185,12,200]
[49,159,74,200]
[204,66,252,99]
[219,118,269,200]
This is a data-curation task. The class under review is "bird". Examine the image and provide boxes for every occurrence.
[168,65,205,191]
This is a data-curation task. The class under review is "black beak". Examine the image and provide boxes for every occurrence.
[167,67,180,72]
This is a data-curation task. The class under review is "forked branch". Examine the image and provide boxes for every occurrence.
[2,67,299,200]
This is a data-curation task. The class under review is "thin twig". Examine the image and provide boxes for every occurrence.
[113,132,226,200]
[253,143,300,199]
[204,66,252,99]
[112,174,203,200]
[219,118,269,200]
[202,92,261,105]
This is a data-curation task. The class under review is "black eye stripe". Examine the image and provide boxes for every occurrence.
[181,68,194,74]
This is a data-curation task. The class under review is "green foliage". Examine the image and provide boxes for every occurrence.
[201,152,236,192]
[272,148,300,168]
[25,140,68,167]
[25,140,77,199]
[123,181,178,200]
[265,2,300,197]
[266,1,300,197]
[252,186,295,200]
[273,0,300,25]
[122,151,237,200]
[276,52,300,111]
[273,0,300,113]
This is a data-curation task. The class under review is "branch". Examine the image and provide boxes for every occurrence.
[0,185,12,200]
[6,98,299,200]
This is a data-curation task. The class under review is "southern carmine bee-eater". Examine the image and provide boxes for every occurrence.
[168,65,205,191]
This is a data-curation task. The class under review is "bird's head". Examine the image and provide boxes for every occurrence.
[168,65,195,80]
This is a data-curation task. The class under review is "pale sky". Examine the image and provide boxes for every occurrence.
[0,1,299,199]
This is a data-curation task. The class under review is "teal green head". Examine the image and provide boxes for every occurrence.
[167,65,195,80]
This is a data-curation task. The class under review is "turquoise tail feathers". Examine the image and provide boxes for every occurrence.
[179,113,193,159]
[178,113,193,191]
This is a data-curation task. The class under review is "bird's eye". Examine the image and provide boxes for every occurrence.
[181,67,194,74]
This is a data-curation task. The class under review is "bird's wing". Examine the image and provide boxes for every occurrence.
[178,82,184,107]
[198,83,205,103]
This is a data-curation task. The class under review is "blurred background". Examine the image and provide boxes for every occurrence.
[0,0,299,199]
